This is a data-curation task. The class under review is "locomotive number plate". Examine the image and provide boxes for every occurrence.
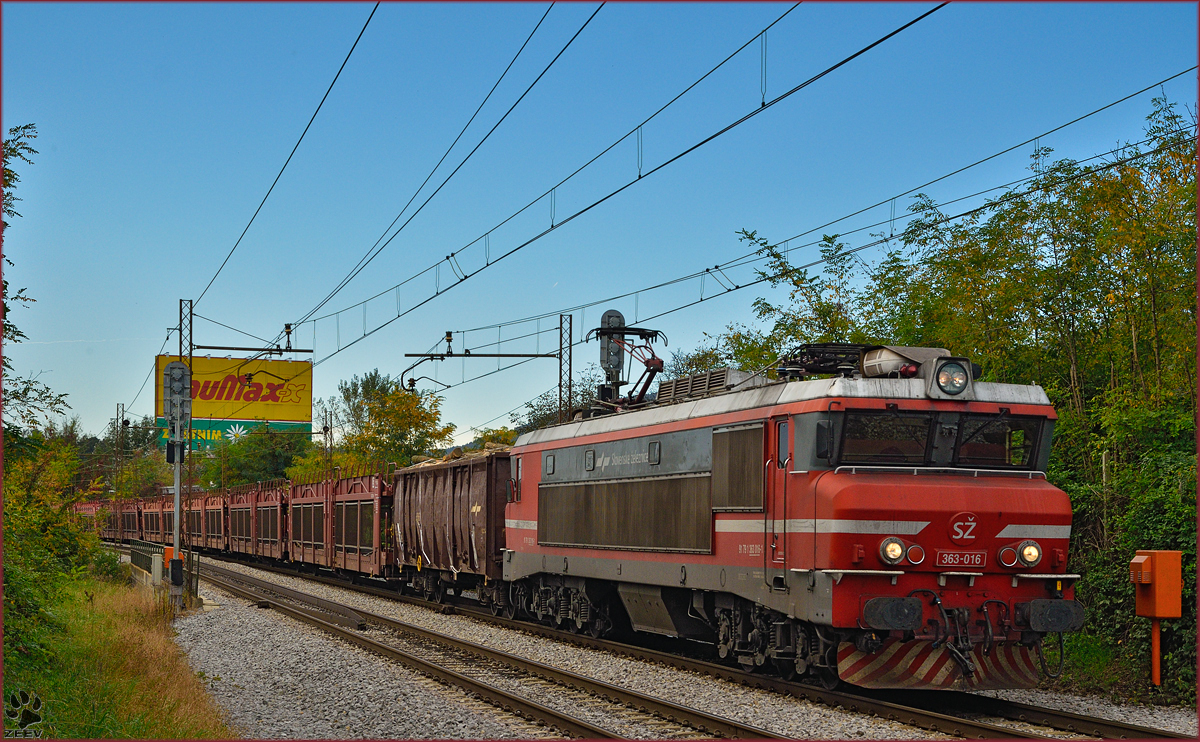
[935,550,987,568]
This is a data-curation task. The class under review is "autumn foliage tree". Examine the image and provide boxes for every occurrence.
[287,370,455,480]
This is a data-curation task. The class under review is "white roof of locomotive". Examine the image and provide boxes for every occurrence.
[515,377,1051,447]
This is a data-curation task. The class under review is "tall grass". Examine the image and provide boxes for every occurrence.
[3,577,234,739]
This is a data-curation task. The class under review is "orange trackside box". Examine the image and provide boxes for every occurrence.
[1130,550,1182,618]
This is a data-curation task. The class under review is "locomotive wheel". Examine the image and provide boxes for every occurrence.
[588,619,605,638]
[773,658,797,681]
[503,601,517,620]
[489,600,502,617]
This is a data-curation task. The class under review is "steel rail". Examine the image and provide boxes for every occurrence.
[204,562,367,629]
[200,571,614,739]
[201,565,785,740]
[859,690,1194,740]
[176,548,1187,740]
[453,609,1054,740]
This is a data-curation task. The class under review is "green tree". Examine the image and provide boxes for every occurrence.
[708,96,1195,700]
[2,123,68,429]
[288,369,455,479]
[511,364,604,431]
[197,424,316,488]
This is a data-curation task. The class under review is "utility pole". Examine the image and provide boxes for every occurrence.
[559,314,573,423]
[181,299,193,561]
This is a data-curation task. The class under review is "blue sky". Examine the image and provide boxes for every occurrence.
[3,2,1196,443]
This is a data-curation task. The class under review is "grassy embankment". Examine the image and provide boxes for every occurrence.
[3,574,234,739]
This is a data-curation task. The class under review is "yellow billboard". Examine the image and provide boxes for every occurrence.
[156,355,313,423]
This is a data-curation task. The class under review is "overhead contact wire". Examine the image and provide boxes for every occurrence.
[309,4,945,365]
[307,2,803,326]
[297,3,557,324]
[295,2,603,326]
[194,2,380,308]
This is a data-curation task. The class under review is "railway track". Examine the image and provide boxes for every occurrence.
[200,562,785,740]
[144,547,1190,740]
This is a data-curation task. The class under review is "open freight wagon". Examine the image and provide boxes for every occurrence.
[393,449,510,608]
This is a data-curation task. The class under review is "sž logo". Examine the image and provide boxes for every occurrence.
[948,512,978,545]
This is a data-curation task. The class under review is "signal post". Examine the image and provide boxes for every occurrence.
[162,360,190,607]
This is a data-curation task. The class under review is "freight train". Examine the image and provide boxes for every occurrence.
[79,327,1085,691]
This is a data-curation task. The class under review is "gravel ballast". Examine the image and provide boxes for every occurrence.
[189,559,1198,739]
[977,688,1198,737]
[195,562,948,739]
[174,584,538,739]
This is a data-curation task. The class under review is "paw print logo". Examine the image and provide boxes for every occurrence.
[5,691,43,730]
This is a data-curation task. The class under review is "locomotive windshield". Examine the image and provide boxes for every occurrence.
[839,411,933,465]
[955,413,1041,468]
[834,410,1045,469]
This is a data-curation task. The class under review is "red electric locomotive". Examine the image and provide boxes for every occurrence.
[500,316,1084,690]
[74,314,1085,693]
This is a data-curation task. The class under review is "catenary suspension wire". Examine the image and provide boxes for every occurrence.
[194,2,380,308]
[447,65,1198,337]
[198,126,1194,441]
[314,59,1193,336]
[295,2,603,326]
[126,329,175,414]
[298,3,557,323]
[447,126,1195,429]
[305,2,803,327]
[307,3,947,365]
[194,314,277,345]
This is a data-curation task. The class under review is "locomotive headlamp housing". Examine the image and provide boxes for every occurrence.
[999,546,1019,568]
[1017,540,1042,567]
[880,537,905,565]
[936,362,969,395]
[905,544,925,565]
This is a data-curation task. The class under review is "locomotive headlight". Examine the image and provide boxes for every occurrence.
[880,537,905,565]
[936,362,969,395]
[1018,540,1042,567]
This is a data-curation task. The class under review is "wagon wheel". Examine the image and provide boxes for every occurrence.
[425,580,444,604]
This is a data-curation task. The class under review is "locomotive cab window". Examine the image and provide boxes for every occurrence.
[839,411,933,465]
[955,414,1042,469]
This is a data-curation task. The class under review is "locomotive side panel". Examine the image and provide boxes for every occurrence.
[536,429,714,553]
